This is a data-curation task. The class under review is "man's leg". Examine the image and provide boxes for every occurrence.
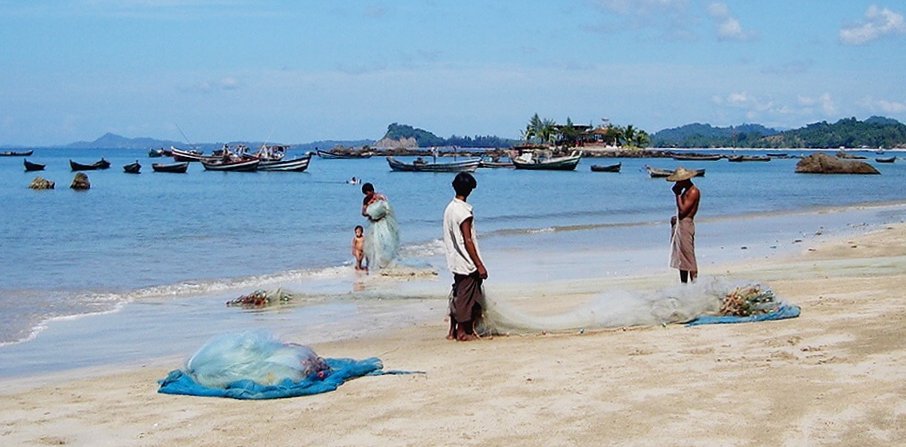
[679,270,689,283]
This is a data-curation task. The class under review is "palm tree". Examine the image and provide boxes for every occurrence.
[634,130,650,148]
[623,125,637,147]
[539,118,557,145]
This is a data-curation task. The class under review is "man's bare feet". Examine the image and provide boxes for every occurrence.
[457,333,479,341]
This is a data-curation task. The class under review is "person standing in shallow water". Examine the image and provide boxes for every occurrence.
[443,172,487,341]
[360,182,399,270]
[667,167,700,283]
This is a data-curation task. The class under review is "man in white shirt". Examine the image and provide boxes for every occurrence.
[442,172,488,341]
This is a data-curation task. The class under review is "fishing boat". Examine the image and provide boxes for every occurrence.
[0,150,33,157]
[478,157,514,168]
[727,155,771,162]
[152,162,189,173]
[23,159,45,172]
[671,153,722,161]
[511,151,582,171]
[201,158,260,172]
[875,156,896,163]
[148,148,165,157]
[70,158,111,171]
[386,156,481,172]
[170,146,207,162]
[123,161,142,174]
[766,152,788,157]
[590,162,621,173]
[259,154,313,172]
[645,166,705,178]
[317,149,373,159]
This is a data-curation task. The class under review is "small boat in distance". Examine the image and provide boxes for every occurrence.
[70,158,111,171]
[766,153,788,157]
[259,153,313,172]
[201,158,260,172]
[875,156,896,163]
[590,163,621,173]
[511,151,582,171]
[671,153,722,161]
[123,161,142,174]
[317,149,373,159]
[387,156,481,172]
[152,162,189,173]
[645,166,706,178]
[727,155,771,162]
[0,150,33,157]
[170,146,207,162]
[24,159,46,172]
[148,148,165,157]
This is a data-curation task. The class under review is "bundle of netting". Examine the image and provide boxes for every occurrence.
[364,199,400,270]
[225,288,296,308]
[480,277,783,334]
[185,330,328,388]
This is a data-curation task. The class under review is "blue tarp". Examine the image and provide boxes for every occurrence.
[158,357,386,400]
[686,304,801,326]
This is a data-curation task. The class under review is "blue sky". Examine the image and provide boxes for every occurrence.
[1,0,905,146]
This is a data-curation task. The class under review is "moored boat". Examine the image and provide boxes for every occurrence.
[317,149,373,159]
[727,155,771,162]
[386,156,480,172]
[201,158,260,171]
[876,156,896,163]
[123,161,142,174]
[70,158,110,171]
[511,151,581,171]
[152,162,189,173]
[24,159,45,171]
[0,150,33,157]
[259,154,313,172]
[148,148,165,157]
[646,165,705,178]
[590,162,621,173]
[170,146,207,162]
[671,153,722,161]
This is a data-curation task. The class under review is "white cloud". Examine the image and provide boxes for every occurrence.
[707,2,753,41]
[840,5,906,45]
[862,97,906,113]
[715,91,837,122]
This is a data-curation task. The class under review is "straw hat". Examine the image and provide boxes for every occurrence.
[666,167,697,182]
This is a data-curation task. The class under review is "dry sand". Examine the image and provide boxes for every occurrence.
[2,226,905,446]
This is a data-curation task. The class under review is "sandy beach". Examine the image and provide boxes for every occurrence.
[2,223,905,446]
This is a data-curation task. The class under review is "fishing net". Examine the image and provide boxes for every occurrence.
[225,288,296,308]
[480,277,798,334]
[184,330,329,388]
[364,199,400,270]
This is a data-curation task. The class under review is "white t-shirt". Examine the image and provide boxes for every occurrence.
[443,198,481,275]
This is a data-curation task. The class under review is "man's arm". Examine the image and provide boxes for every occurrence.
[675,187,699,219]
[459,217,488,279]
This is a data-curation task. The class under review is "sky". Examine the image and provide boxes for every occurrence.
[1,0,905,146]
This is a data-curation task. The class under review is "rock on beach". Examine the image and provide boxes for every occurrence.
[70,172,91,190]
[28,177,55,190]
[795,153,880,174]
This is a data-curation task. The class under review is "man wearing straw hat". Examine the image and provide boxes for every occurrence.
[667,167,700,283]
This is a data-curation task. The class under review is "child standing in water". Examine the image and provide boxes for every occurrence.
[352,225,366,270]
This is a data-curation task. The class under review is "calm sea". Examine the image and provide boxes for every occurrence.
[2,147,906,349]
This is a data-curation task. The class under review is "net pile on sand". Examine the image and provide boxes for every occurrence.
[226,288,296,308]
[719,285,779,316]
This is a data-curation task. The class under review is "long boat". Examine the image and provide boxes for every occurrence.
[170,146,208,162]
[70,158,111,171]
[259,154,313,172]
[152,162,189,173]
[645,166,706,178]
[727,155,771,162]
[875,156,896,163]
[0,150,33,157]
[201,158,260,172]
[671,153,722,161]
[478,158,514,168]
[123,161,142,174]
[590,162,621,173]
[24,159,46,172]
[387,156,480,172]
[512,152,581,171]
[317,149,373,159]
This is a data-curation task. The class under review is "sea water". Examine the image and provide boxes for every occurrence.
[2,148,906,375]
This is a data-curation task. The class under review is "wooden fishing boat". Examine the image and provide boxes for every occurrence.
[671,153,722,161]
[24,159,45,171]
[259,154,313,172]
[0,150,33,157]
[123,161,142,174]
[875,156,896,163]
[152,162,189,173]
[170,146,207,162]
[766,153,788,157]
[148,148,165,157]
[646,166,705,178]
[387,156,480,172]
[727,155,771,162]
[317,149,373,159]
[70,158,110,171]
[590,162,621,173]
[478,157,514,168]
[201,158,260,172]
[512,151,581,171]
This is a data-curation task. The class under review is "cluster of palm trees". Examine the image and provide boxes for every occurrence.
[520,114,650,148]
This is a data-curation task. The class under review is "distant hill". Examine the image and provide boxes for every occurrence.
[651,123,779,148]
[379,123,517,148]
[65,133,184,149]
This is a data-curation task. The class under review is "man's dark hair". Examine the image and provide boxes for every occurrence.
[452,172,477,196]
[362,183,374,194]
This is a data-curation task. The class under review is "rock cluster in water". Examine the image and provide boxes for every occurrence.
[795,153,880,174]
[70,172,91,190]
[28,177,55,190]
